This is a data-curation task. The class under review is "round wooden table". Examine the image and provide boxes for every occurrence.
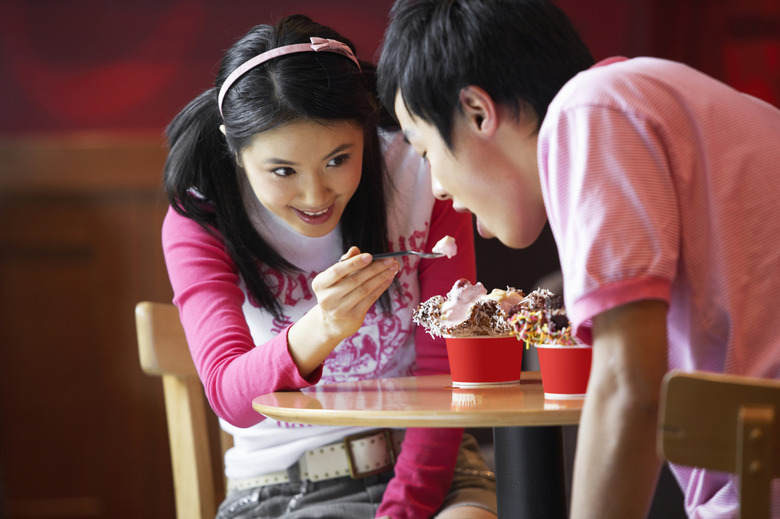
[254,372,583,518]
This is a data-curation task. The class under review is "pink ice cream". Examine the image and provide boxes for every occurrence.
[413,279,524,337]
[432,235,457,258]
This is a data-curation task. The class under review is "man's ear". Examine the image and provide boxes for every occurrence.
[458,85,498,137]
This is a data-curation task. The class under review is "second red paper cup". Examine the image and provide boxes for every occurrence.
[536,343,592,399]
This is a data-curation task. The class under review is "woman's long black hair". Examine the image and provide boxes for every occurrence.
[164,15,394,319]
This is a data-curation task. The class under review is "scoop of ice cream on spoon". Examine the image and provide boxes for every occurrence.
[432,235,457,258]
[368,235,456,261]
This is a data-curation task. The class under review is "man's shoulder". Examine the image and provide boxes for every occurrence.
[547,56,718,125]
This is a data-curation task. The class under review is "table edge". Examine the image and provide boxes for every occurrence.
[252,403,582,428]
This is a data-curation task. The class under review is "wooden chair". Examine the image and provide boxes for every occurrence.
[658,370,780,518]
[135,301,233,519]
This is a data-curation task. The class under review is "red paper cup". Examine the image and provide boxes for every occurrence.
[535,343,592,399]
[444,336,523,387]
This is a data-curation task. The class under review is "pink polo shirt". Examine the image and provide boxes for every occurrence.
[539,57,780,517]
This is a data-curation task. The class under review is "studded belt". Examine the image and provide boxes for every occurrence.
[227,429,404,491]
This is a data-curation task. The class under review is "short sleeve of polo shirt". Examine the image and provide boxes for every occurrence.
[539,72,679,343]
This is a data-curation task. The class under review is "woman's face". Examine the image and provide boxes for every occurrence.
[239,119,364,237]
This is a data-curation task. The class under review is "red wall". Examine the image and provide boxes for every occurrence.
[0,0,777,137]
[0,0,397,135]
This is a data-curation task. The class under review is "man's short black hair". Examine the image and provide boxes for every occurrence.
[378,0,594,148]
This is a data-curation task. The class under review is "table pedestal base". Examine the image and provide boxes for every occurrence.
[493,426,567,519]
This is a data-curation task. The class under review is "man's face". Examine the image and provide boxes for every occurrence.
[394,90,547,248]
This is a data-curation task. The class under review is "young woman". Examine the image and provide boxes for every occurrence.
[162,14,496,519]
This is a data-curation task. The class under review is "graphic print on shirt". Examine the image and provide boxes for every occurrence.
[259,269,316,306]
[395,227,430,276]
[247,231,426,380]
[323,298,412,382]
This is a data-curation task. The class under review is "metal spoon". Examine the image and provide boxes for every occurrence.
[371,251,445,259]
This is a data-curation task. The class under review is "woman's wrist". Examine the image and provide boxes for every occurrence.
[287,306,345,376]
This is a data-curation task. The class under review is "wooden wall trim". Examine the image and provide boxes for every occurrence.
[0,133,168,195]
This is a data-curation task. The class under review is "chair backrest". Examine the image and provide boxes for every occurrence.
[135,301,233,519]
[658,370,780,519]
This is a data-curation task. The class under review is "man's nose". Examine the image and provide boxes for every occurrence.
[431,176,450,201]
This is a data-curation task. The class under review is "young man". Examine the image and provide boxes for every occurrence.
[377,0,780,517]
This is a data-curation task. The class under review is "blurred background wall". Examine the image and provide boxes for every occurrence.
[0,1,777,517]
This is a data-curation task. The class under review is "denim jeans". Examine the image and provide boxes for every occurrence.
[217,433,496,519]
[217,463,391,519]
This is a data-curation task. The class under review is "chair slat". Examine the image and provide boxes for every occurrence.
[136,301,197,376]
[135,301,232,519]
[658,370,780,519]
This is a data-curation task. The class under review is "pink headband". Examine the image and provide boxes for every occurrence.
[218,36,362,118]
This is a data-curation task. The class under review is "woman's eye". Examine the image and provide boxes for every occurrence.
[271,167,295,177]
[327,154,350,168]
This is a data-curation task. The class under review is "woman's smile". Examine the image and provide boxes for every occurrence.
[293,204,335,225]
